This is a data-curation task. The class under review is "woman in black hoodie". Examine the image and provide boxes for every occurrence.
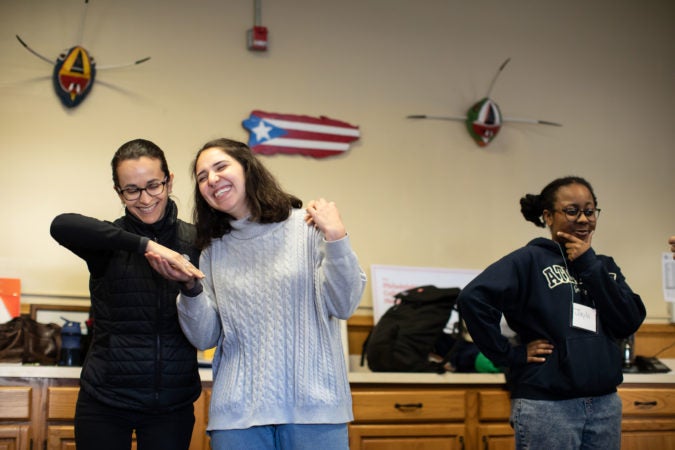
[458,176,645,450]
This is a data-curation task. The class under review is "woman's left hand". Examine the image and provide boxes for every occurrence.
[305,198,346,241]
[557,231,593,261]
[145,241,204,282]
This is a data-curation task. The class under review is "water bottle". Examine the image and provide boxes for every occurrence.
[58,317,82,366]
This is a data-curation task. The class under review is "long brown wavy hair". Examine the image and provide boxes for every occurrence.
[191,138,302,249]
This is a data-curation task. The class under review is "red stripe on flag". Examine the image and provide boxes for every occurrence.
[252,145,343,159]
[278,129,357,143]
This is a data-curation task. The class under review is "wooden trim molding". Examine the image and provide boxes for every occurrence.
[347,315,374,356]
[635,323,675,358]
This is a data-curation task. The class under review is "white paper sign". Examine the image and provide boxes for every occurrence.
[370,264,480,324]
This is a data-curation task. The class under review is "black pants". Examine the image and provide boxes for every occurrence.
[74,388,195,450]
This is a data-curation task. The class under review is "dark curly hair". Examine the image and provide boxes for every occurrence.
[520,176,598,228]
[191,138,302,249]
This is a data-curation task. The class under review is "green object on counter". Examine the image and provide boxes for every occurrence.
[475,352,500,373]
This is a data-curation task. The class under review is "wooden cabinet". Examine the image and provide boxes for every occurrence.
[0,386,32,450]
[2,372,675,450]
[349,387,467,449]
[0,378,210,450]
[345,319,675,449]
[475,390,513,450]
[42,386,212,450]
[45,386,80,450]
[349,384,675,450]
[352,388,466,422]
[43,386,136,450]
[349,385,512,450]
[619,386,675,450]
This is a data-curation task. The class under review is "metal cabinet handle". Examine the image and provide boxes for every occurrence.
[394,402,423,410]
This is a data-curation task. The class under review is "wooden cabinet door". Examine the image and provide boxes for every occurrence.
[621,431,675,450]
[0,386,32,450]
[47,387,78,420]
[476,390,510,421]
[620,388,675,416]
[46,425,76,450]
[351,389,466,423]
[619,387,675,449]
[0,387,32,421]
[477,423,515,450]
[0,424,30,450]
[349,423,465,450]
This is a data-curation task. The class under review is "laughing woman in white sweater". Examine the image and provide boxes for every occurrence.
[147,138,366,450]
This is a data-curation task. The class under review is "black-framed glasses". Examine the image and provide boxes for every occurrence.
[555,206,601,221]
[116,177,168,201]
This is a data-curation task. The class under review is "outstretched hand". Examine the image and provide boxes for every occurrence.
[304,198,347,242]
[556,231,593,261]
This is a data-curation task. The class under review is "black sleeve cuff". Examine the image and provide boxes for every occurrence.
[179,279,203,297]
[138,237,150,254]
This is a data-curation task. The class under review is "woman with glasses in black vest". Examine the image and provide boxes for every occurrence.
[50,139,204,450]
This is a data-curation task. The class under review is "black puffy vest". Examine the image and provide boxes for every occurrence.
[80,205,201,413]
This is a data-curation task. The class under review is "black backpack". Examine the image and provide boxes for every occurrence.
[363,285,461,373]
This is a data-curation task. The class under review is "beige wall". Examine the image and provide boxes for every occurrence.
[1,0,673,320]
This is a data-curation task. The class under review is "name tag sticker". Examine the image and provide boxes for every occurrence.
[572,303,597,333]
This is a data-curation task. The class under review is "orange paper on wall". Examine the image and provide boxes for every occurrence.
[0,278,21,323]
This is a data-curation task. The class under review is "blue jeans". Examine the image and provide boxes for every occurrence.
[510,393,622,450]
[209,423,349,450]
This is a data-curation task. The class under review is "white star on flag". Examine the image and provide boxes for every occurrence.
[252,120,273,141]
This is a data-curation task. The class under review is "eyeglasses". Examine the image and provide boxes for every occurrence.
[554,206,601,221]
[116,177,168,201]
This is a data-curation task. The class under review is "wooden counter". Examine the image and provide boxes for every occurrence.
[6,357,674,384]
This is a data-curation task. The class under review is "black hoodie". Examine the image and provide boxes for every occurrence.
[458,237,645,400]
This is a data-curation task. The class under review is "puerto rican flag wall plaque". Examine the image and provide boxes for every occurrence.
[242,110,361,158]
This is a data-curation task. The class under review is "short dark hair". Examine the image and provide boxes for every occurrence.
[191,138,302,249]
[520,176,598,227]
[111,139,169,188]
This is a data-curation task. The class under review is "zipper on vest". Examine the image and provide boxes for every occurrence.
[155,284,162,404]
[152,236,162,406]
